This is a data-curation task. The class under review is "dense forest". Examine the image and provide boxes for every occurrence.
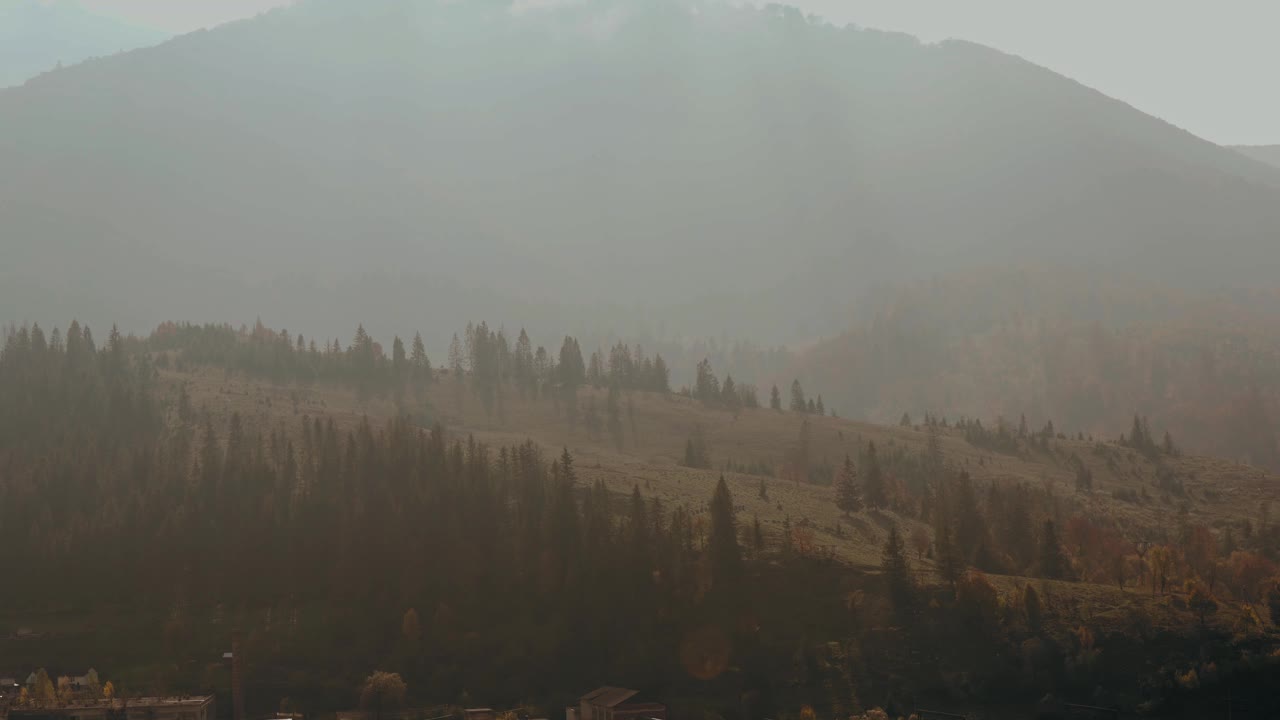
[3,320,1280,719]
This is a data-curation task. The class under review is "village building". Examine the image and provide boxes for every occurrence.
[5,695,214,720]
[569,688,665,720]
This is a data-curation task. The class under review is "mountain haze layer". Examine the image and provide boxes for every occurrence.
[1234,145,1280,170]
[4,0,1280,342]
[0,0,168,88]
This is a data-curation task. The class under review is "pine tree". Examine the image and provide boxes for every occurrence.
[721,374,741,415]
[1039,519,1068,580]
[834,454,861,515]
[682,426,710,469]
[881,524,913,611]
[559,336,586,388]
[392,336,407,378]
[790,379,806,412]
[694,358,720,403]
[410,332,430,379]
[925,422,944,475]
[448,333,464,375]
[815,395,825,416]
[709,475,742,591]
[651,355,670,392]
[935,523,965,588]
[770,384,782,411]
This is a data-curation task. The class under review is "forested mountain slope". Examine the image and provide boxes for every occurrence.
[3,317,1280,717]
[4,0,1280,341]
[0,0,167,88]
[792,268,1280,470]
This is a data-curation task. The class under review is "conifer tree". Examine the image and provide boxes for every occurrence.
[709,475,742,590]
[694,358,720,403]
[770,384,782,411]
[790,379,806,412]
[651,355,670,392]
[935,522,965,588]
[834,454,861,515]
[559,336,586,388]
[881,524,913,611]
[392,336,407,378]
[721,374,741,415]
[1039,519,1068,580]
[410,332,430,379]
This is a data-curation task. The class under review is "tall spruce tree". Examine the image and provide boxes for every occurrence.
[1039,519,1068,580]
[835,454,861,515]
[790,379,806,412]
[708,475,742,591]
[881,524,913,611]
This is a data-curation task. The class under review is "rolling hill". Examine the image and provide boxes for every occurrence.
[790,267,1280,470]
[0,0,168,88]
[1234,144,1280,170]
[4,317,1279,717]
[159,332,1276,573]
[3,0,1280,343]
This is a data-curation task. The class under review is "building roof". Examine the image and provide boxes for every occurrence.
[10,696,214,712]
[580,688,639,708]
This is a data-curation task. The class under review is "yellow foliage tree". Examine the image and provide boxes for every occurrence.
[360,671,407,720]
[1148,545,1174,596]
[32,669,56,704]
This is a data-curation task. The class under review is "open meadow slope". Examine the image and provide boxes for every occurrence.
[171,360,1278,584]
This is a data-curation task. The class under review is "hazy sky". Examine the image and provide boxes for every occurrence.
[73,0,1280,146]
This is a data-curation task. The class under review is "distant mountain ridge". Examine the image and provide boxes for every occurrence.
[1233,145,1280,170]
[0,0,168,88]
[3,0,1280,342]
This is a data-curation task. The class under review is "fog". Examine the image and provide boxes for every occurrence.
[4,0,1280,341]
[4,0,1280,443]
[6,5,1280,714]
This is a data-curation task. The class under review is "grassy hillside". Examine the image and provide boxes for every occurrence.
[5,328,1279,718]
[169,360,1277,580]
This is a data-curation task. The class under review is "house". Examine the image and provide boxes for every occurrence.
[575,688,666,720]
[0,677,21,697]
[7,695,214,720]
